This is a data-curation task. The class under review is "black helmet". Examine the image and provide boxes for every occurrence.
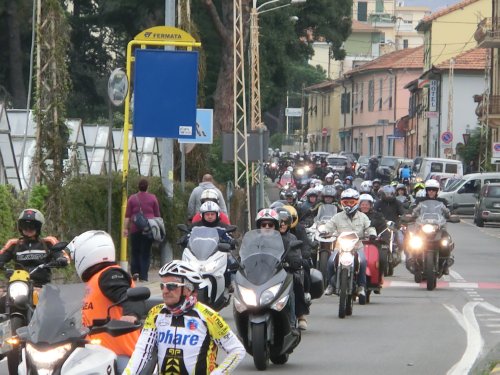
[18,208,45,235]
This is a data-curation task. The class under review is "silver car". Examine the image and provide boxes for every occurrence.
[474,183,500,227]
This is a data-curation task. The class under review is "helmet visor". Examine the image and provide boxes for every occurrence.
[19,221,38,231]
[341,199,358,207]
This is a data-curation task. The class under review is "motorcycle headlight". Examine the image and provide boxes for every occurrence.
[200,260,219,273]
[233,297,247,313]
[26,342,72,372]
[297,169,304,176]
[304,165,310,172]
[317,224,327,233]
[8,281,29,302]
[271,294,289,311]
[409,235,423,250]
[422,224,437,234]
[260,284,282,306]
[271,162,277,168]
[238,285,257,306]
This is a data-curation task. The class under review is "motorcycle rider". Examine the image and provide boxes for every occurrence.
[283,188,299,209]
[395,183,411,210]
[299,188,320,226]
[407,179,454,275]
[191,189,231,225]
[324,172,335,185]
[276,207,310,331]
[123,260,246,375]
[359,180,378,201]
[372,178,382,197]
[412,182,425,199]
[399,164,411,184]
[68,230,144,373]
[317,185,340,213]
[255,209,302,332]
[365,156,379,180]
[344,175,354,189]
[374,185,405,256]
[0,209,69,286]
[323,189,376,298]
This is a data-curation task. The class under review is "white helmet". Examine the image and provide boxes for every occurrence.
[158,260,204,290]
[200,189,219,204]
[360,181,373,193]
[359,193,374,203]
[416,189,426,198]
[425,179,440,190]
[341,188,360,200]
[200,201,220,214]
[68,230,115,279]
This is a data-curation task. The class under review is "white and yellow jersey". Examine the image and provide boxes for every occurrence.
[123,302,245,375]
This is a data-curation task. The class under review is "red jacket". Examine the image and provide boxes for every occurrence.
[192,212,231,225]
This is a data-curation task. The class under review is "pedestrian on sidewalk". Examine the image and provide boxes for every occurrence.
[123,178,160,282]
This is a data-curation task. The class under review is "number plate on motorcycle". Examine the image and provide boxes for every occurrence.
[0,319,12,354]
[493,203,500,208]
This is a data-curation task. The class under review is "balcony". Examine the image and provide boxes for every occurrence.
[476,95,500,128]
[475,18,500,48]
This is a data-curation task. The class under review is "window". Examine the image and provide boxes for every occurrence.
[378,79,383,110]
[460,179,481,194]
[354,83,359,113]
[403,39,409,49]
[368,80,374,112]
[387,138,394,155]
[368,137,374,155]
[375,0,384,13]
[323,96,327,116]
[377,136,383,154]
[430,162,443,173]
[486,186,500,198]
[358,2,368,21]
[327,94,331,116]
[444,163,458,173]
[360,82,364,112]
[485,179,500,184]
[389,77,393,109]
[341,93,351,114]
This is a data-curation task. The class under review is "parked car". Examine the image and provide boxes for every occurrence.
[439,172,500,214]
[412,157,463,183]
[326,154,351,178]
[474,182,500,227]
[339,151,359,174]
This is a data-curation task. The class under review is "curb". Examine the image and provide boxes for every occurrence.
[492,364,500,374]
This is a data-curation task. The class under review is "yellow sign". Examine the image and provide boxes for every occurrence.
[134,26,196,43]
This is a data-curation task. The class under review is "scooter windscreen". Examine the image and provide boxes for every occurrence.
[27,283,87,345]
[239,230,285,285]
[188,227,220,261]
[415,200,447,227]
[315,204,337,222]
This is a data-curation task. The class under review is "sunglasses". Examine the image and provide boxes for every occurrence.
[260,222,275,228]
[160,282,186,291]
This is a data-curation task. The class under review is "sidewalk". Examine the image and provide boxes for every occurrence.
[136,268,162,296]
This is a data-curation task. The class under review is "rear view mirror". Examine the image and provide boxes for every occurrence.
[51,242,69,252]
[386,221,397,231]
[177,224,189,233]
[289,240,303,249]
[218,243,231,252]
[226,225,237,233]
[126,287,151,302]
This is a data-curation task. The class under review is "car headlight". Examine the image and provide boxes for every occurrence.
[260,284,282,306]
[421,224,437,234]
[26,342,72,372]
[238,285,257,306]
[409,235,423,250]
[8,281,29,302]
[297,169,304,176]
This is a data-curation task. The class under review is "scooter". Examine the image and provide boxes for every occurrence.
[179,225,236,311]
[232,230,323,370]
[17,284,149,374]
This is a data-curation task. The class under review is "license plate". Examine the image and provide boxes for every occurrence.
[0,319,12,354]
[494,203,500,208]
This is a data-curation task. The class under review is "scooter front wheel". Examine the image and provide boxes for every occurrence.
[425,252,436,291]
[338,268,349,319]
[251,323,269,371]
[318,250,330,288]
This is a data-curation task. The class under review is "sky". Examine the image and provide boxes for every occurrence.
[401,0,460,10]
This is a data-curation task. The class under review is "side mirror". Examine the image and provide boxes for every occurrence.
[177,224,189,233]
[218,243,231,252]
[126,287,151,302]
[51,241,69,252]
[447,215,460,223]
[226,225,237,233]
[400,215,415,224]
[386,221,397,231]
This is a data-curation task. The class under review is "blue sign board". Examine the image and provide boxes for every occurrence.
[133,49,198,139]
[178,109,213,144]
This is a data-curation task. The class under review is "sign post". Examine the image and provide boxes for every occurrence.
[119,26,201,268]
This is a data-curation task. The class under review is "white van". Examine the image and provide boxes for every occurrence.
[439,172,500,214]
[412,157,463,183]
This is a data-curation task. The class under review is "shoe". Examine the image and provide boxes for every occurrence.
[442,266,449,275]
[132,273,139,281]
[298,318,308,330]
[374,288,381,295]
[324,285,334,296]
[357,286,366,297]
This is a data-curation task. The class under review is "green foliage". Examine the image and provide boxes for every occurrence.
[0,185,17,245]
[457,129,496,172]
[270,133,284,150]
[27,184,49,211]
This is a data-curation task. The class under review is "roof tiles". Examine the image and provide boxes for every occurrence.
[345,46,424,75]
[420,0,481,24]
[435,47,488,70]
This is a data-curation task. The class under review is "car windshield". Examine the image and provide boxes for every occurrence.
[327,157,347,166]
[416,200,447,227]
[486,186,500,198]
[239,230,284,285]
[27,284,87,345]
[188,227,220,261]
[442,178,464,192]
[357,156,369,165]
[380,157,398,167]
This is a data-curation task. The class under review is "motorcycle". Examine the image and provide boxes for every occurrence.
[178,225,235,311]
[16,283,149,374]
[265,159,279,182]
[0,244,68,374]
[232,230,323,370]
[403,200,459,290]
[308,204,337,287]
[333,232,363,318]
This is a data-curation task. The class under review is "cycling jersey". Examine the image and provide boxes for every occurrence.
[123,302,245,375]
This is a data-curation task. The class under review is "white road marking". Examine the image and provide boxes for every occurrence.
[485,324,500,328]
[445,302,484,375]
[450,270,465,281]
[481,318,500,321]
